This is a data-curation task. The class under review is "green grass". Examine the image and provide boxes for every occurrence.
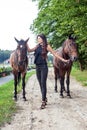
[71,67,87,87]
[0,70,35,127]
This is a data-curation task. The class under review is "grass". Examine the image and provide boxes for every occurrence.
[71,67,87,87]
[0,70,35,127]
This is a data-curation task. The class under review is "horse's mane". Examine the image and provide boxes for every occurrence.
[56,38,70,52]
[62,39,69,48]
[56,46,63,52]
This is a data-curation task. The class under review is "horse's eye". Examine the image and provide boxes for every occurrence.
[70,43,73,46]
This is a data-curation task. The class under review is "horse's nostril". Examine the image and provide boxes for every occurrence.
[71,57,78,62]
[74,57,78,61]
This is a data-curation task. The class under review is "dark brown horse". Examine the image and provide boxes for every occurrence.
[10,37,29,101]
[53,35,78,98]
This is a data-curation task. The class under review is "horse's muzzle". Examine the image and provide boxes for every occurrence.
[71,56,78,62]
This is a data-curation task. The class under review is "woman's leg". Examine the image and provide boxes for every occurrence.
[36,67,42,93]
[36,65,48,109]
[41,66,48,101]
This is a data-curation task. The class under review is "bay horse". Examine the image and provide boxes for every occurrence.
[10,37,29,101]
[53,35,78,98]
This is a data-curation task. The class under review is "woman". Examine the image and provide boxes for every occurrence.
[28,34,69,109]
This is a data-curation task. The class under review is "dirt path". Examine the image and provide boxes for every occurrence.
[1,68,87,130]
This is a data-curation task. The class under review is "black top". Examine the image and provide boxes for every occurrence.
[34,44,47,65]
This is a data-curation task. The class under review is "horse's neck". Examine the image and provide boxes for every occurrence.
[56,46,69,59]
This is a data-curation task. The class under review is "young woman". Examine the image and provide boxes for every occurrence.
[28,34,69,109]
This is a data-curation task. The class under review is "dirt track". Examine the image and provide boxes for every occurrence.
[1,68,87,130]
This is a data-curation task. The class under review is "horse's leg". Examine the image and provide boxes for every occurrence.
[54,67,58,92]
[18,71,21,86]
[60,76,64,98]
[14,74,17,100]
[22,73,26,101]
[66,74,71,98]
[62,77,66,92]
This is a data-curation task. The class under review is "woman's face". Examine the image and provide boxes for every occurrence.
[37,36,43,44]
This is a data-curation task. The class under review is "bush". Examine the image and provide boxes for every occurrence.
[0,67,12,77]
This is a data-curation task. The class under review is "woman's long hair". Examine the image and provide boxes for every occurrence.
[37,34,48,59]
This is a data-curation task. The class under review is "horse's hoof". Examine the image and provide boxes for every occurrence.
[63,89,67,93]
[13,97,17,101]
[67,94,72,99]
[60,94,64,98]
[54,89,58,93]
[23,97,27,101]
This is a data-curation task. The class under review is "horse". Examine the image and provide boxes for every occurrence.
[10,37,29,101]
[53,35,78,98]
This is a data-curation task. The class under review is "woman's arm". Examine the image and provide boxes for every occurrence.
[47,44,69,63]
[26,44,37,52]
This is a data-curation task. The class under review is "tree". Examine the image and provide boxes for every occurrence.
[31,0,87,70]
[0,50,11,63]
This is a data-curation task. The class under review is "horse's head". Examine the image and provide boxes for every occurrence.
[63,35,78,62]
[14,37,29,65]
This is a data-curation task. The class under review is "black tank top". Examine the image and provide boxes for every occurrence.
[34,44,47,65]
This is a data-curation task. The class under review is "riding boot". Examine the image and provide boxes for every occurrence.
[45,97,47,105]
[40,101,46,109]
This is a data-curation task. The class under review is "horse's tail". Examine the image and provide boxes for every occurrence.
[18,71,21,85]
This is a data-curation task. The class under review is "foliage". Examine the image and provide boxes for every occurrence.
[0,67,12,77]
[0,50,11,63]
[0,67,12,73]
[31,0,87,70]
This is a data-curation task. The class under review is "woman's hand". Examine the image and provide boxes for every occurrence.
[62,59,70,63]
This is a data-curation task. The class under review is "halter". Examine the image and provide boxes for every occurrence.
[62,39,77,61]
[16,44,28,66]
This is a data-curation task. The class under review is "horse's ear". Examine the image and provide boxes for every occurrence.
[74,36,77,40]
[25,38,29,43]
[14,37,19,43]
[69,34,76,40]
[69,34,73,39]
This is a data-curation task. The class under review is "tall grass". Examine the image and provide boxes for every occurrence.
[0,70,35,127]
[71,67,87,86]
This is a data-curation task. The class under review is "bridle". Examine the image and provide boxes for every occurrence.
[16,44,28,66]
[62,39,77,61]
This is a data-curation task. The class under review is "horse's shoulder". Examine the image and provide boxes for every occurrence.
[10,51,16,59]
[10,50,18,65]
